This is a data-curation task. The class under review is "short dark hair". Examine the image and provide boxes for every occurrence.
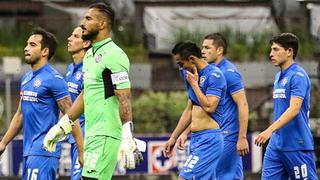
[172,42,202,60]
[270,33,299,59]
[89,2,115,29]
[31,27,57,60]
[204,33,228,55]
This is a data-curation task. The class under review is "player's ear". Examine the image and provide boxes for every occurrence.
[286,48,293,58]
[42,47,49,58]
[217,46,224,56]
[189,55,197,63]
[83,40,91,49]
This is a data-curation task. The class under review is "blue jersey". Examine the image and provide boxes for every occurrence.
[20,64,69,158]
[269,63,314,151]
[216,58,244,142]
[65,62,85,144]
[181,64,226,126]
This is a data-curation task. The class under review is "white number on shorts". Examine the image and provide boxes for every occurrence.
[183,155,199,169]
[84,152,99,170]
[27,168,39,180]
[294,164,308,179]
[75,157,81,170]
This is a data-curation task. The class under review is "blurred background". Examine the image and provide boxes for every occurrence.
[0,0,320,179]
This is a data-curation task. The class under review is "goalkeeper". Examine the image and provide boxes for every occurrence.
[43,2,143,180]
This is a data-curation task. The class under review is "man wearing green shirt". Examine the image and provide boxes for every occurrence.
[43,2,143,180]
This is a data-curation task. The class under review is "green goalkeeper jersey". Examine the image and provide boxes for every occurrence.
[83,37,131,139]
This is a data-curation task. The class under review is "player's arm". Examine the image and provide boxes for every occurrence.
[114,88,132,125]
[0,100,23,155]
[164,100,192,157]
[255,97,302,146]
[68,90,84,121]
[186,68,220,113]
[56,96,84,165]
[232,90,249,155]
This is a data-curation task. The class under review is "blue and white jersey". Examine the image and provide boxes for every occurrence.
[216,58,244,142]
[269,63,314,151]
[181,64,226,126]
[65,62,85,144]
[20,64,69,158]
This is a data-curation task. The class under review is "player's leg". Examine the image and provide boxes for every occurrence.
[82,135,121,180]
[262,146,289,180]
[281,150,318,180]
[216,140,244,180]
[22,155,59,180]
[179,129,224,180]
[70,143,82,180]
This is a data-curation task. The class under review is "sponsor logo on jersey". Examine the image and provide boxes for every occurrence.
[212,73,220,78]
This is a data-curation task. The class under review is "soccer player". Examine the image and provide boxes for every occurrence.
[164,42,226,179]
[43,2,143,180]
[255,33,318,179]
[176,33,249,180]
[66,26,91,180]
[0,27,83,179]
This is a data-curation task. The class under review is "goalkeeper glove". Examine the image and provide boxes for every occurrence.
[43,114,74,152]
[118,121,145,169]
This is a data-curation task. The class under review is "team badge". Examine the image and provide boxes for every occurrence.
[281,77,288,86]
[95,54,102,63]
[199,76,206,85]
[33,78,41,88]
[75,72,82,81]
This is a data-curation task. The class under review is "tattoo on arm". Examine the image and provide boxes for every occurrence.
[57,96,72,115]
[115,89,132,124]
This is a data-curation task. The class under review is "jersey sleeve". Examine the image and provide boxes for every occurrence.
[290,72,308,99]
[108,50,131,90]
[49,74,70,101]
[225,68,244,94]
[206,72,226,98]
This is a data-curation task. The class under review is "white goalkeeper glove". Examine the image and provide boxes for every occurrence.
[118,121,146,169]
[43,114,74,152]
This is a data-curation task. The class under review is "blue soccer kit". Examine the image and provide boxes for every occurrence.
[21,64,69,180]
[262,63,317,180]
[179,64,226,179]
[65,62,85,180]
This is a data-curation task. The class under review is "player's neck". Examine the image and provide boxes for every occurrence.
[92,30,110,44]
[31,58,48,71]
[280,59,294,71]
[215,56,224,65]
[196,59,209,71]
[72,51,84,64]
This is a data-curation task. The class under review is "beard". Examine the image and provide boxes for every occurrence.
[24,56,40,65]
[82,28,99,41]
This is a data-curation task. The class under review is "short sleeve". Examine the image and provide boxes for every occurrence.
[49,75,70,101]
[290,72,308,99]
[225,68,244,94]
[205,72,226,98]
[109,51,131,89]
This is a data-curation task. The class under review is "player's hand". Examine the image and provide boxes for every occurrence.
[163,137,176,158]
[118,121,144,169]
[176,133,188,150]
[0,142,6,156]
[43,114,74,152]
[237,137,249,156]
[119,138,144,169]
[186,66,199,87]
[254,129,272,147]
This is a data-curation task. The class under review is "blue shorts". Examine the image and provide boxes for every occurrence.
[262,146,318,180]
[217,140,243,180]
[71,143,82,180]
[22,155,59,180]
[179,129,223,180]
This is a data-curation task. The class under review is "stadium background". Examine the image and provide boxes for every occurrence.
[0,0,320,179]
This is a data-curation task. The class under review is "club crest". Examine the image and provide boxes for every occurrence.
[200,76,206,85]
[95,54,102,63]
[75,71,82,81]
[33,78,41,88]
[281,77,288,86]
